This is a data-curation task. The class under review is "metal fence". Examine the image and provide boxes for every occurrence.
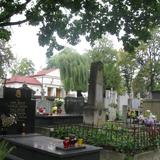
[50,122,160,154]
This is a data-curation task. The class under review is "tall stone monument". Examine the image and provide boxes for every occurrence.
[83,61,106,126]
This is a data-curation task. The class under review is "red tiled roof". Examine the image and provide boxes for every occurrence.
[6,76,41,85]
[32,68,57,77]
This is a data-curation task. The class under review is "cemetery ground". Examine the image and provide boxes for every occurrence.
[1,61,160,160]
[1,95,160,160]
[2,119,160,160]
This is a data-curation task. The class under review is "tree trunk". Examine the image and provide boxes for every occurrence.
[77,90,83,97]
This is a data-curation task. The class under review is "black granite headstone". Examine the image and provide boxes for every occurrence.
[0,87,35,134]
[64,97,84,114]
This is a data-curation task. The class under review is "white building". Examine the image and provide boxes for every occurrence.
[6,68,65,98]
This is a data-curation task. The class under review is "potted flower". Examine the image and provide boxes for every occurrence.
[37,107,46,115]
[52,98,64,114]
[55,98,64,107]
[0,114,16,135]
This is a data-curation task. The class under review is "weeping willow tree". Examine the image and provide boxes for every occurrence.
[47,48,90,96]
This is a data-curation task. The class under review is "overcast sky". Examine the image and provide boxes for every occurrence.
[10,23,122,72]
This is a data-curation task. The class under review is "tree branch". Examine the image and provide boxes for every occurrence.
[0,0,32,7]
[0,0,32,23]
[23,0,32,5]
[0,19,28,27]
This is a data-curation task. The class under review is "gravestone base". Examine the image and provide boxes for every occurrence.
[83,106,106,126]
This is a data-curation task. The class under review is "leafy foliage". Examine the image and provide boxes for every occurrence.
[1,1,160,55]
[47,48,90,92]
[133,28,160,94]
[0,140,15,160]
[0,40,14,78]
[51,123,160,154]
[10,58,35,76]
[132,70,146,97]
[118,51,137,94]
[88,37,123,93]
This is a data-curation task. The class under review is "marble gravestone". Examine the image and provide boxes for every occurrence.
[83,61,106,126]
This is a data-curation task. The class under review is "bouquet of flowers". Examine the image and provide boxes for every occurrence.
[138,110,157,126]
[54,98,64,107]
[37,107,46,114]
[1,114,16,128]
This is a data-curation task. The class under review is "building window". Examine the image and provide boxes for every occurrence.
[56,88,61,97]
[47,87,52,97]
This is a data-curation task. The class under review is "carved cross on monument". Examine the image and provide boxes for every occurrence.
[83,61,106,126]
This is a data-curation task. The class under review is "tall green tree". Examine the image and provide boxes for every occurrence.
[47,48,90,95]
[88,37,123,94]
[118,51,137,94]
[0,40,14,78]
[133,28,160,93]
[1,1,160,55]
[10,58,35,76]
[132,67,149,97]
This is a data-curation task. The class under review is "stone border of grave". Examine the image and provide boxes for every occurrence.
[100,149,160,160]
[5,154,24,160]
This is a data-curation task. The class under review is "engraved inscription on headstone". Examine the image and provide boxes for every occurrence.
[8,101,27,122]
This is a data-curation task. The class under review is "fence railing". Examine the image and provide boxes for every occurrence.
[50,123,160,154]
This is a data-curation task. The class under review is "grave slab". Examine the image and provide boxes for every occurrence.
[3,134,102,160]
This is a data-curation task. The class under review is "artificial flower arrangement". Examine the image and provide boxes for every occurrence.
[51,98,64,114]
[137,110,157,126]
[54,98,64,107]
[37,107,46,114]
[1,114,17,128]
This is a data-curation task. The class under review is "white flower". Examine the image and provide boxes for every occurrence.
[1,114,16,128]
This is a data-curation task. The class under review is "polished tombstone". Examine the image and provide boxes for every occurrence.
[64,97,85,114]
[3,134,102,160]
[0,86,35,134]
